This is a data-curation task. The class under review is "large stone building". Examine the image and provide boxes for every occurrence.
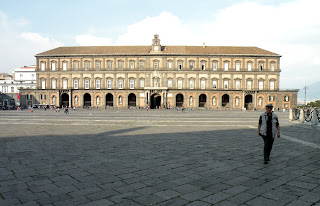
[20,35,298,109]
[1,66,36,108]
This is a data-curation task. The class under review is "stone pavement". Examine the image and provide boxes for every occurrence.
[0,109,319,206]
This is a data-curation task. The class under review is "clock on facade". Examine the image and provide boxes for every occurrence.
[154,46,159,51]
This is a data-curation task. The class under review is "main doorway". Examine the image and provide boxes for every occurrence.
[245,94,253,109]
[176,94,184,107]
[222,94,230,107]
[61,93,69,107]
[83,93,91,107]
[106,93,113,107]
[128,93,136,107]
[151,94,161,109]
[199,94,207,107]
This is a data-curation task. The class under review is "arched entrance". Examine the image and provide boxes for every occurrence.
[176,94,184,107]
[84,93,91,107]
[151,94,161,109]
[245,94,253,109]
[61,93,69,107]
[222,94,229,107]
[199,94,207,107]
[128,93,136,107]
[106,93,113,107]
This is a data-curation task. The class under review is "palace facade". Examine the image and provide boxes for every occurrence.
[20,35,298,109]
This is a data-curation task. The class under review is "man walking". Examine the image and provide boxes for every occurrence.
[258,104,280,164]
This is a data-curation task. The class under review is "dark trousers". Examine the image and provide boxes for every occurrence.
[262,135,274,161]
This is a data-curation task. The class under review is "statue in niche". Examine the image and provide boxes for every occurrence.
[190,96,193,106]
[74,96,78,105]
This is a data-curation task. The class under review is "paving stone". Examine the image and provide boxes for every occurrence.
[201,192,232,204]
[180,190,212,201]
[133,194,165,205]
[153,190,182,200]
[81,199,114,206]
[0,110,319,206]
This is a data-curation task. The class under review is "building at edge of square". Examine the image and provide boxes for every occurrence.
[19,34,298,110]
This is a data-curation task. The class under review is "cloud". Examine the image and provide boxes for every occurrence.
[115,12,200,45]
[0,13,63,72]
[113,1,320,89]
[20,32,62,48]
[75,34,112,46]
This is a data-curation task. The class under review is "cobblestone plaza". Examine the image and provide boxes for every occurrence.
[0,109,319,206]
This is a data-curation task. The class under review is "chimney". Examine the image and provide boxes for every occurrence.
[203,42,206,48]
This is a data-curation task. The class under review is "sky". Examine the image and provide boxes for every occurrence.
[0,0,319,90]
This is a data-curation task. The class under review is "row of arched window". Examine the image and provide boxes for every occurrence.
[39,59,277,72]
[40,77,277,91]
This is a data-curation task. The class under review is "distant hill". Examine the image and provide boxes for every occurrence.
[298,81,320,103]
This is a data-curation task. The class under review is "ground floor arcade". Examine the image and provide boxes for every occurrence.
[20,89,298,110]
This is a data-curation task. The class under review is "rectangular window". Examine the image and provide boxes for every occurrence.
[41,80,46,89]
[236,62,240,71]
[74,79,78,89]
[224,80,228,89]
[284,96,289,102]
[140,61,144,68]
[11,87,14,93]
[32,74,35,80]
[107,80,112,89]
[63,79,68,89]
[85,80,89,89]
[235,80,240,90]
[201,80,206,89]
[248,62,252,71]
[118,61,123,69]
[140,79,144,88]
[41,62,46,71]
[96,79,101,89]
[224,62,229,71]
[130,62,134,69]
[74,61,79,69]
[212,80,217,89]
[52,79,56,89]
[269,96,275,101]
[270,63,275,71]
[189,80,194,89]
[258,81,263,90]
[20,74,23,80]
[247,81,252,90]
[168,62,172,69]
[51,62,56,71]
[95,62,100,70]
[213,62,217,70]
[189,62,194,70]
[84,62,89,70]
[130,80,134,89]
[259,63,264,71]
[107,61,112,69]
[41,94,46,100]
[201,62,206,70]
[168,79,172,88]
[178,62,182,70]
[178,80,182,89]
[270,81,275,90]
[118,79,123,89]
[27,94,31,100]
[63,62,67,71]
[154,61,158,69]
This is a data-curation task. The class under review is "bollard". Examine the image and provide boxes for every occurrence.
[289,108,293,121]
[299,109,304,123]
[311,109,318,125]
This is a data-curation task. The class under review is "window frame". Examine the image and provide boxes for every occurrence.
[85,79,90,89]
